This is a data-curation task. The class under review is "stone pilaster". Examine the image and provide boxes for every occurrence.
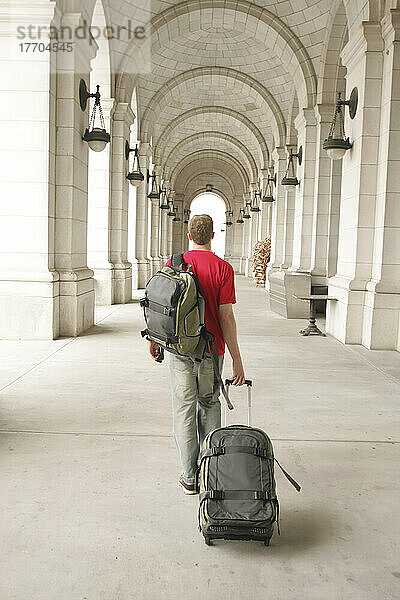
[268,147,287,272]
[87,97,115,305]
[230,195,244,272]
[0,1,59,338]
[109,102,133,303]
[361,11,400,350]
[54,13,97,336]
[269,146,309,318]
[289,109,317,274]
[310,104,338,286]
[149,165,162,275]
[239,194,251,274]
[171,192,184,254]
[259,169,269,240]
[132,143,151,289]
[327,22,384,344]
[160,181,170,262]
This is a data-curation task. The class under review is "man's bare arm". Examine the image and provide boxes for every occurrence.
[219,303,245,386]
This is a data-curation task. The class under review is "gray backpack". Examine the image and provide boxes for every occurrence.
[141,254,232,408]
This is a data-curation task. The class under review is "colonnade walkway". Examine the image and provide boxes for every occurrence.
[1,275,399,600]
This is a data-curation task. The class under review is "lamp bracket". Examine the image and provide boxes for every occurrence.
[125,140,139,161]
[292,146,303,166]
[79,79,99,112]
[337,87,358,120]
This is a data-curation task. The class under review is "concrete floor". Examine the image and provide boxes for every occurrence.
[1,276,400,600]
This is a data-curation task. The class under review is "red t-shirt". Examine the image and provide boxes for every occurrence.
[166,250,236,355]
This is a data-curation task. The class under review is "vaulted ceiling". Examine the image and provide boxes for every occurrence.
[91,0,353,200]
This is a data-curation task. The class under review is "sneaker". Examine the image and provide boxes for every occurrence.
[178,475,198,495]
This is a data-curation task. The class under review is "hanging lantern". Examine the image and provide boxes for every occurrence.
[183,209,190,224]
[323,88,358,160]
[262,173,276,203]
[250,186,261,212]
[125,142,144,186]
[281,147,302,186]
[167,201,176,217]
[243,202,251,219]
[80,80,111,152]
[148,173,160,200]
[224,210,233,226]
[159,188,170,210]
[236,208,245,224]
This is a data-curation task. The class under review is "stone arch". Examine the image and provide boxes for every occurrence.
[165,132,258,182]
[318,0,349,105]
[155,106,268,168]
[140,67,286,147]
[117,0,317,111]
[170,150,250,191]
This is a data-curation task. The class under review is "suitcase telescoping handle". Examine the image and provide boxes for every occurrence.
[224,379,253,427]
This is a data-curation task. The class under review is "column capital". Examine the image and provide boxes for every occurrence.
[295,107,317,132]
[341,22,383,71]
[138,142,152,159]
[59,13,98,64]
[272,146,287,162]
[381,9,400,44]
[314,103,335,124]
[112,102,135,125]
[101,98,116,118]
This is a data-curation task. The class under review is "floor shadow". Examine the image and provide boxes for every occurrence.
[78,324,116,336]
[207,507,334,557]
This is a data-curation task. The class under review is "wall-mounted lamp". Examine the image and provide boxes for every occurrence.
[243,201,252,219]
[183,209,190,224]
[79,80,110,152]
[251,186,262,213]
[281,147,302,186]
[160,188,170,210]
[148,173,160,200]
[237,208,245,224]
[206,184,213,192]
[225,210,234,226]
[167,201,176,218]
[125,141,144,186]
[262,173,276,203]
[323,88,358,160]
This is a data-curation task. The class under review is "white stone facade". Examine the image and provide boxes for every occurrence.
[0,0,399,350]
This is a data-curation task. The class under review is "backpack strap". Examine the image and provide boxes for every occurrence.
[274,458,301,492]
[171,253,185,271]
[210,338,234,411]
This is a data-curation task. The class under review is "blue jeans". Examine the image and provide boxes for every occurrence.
[169,353,224,485]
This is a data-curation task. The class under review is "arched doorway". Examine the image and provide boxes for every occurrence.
[189,193,227,258]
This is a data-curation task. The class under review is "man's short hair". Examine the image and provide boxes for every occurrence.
[188,214,213,245]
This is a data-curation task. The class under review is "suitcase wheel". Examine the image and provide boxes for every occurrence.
[204,536,212,546]
[264,539,270,547]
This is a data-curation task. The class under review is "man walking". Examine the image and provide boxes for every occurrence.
[148,214,245,494]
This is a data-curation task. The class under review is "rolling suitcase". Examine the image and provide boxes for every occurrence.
[198,379,301,546]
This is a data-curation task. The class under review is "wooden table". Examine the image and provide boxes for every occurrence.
[293,295,337,337]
